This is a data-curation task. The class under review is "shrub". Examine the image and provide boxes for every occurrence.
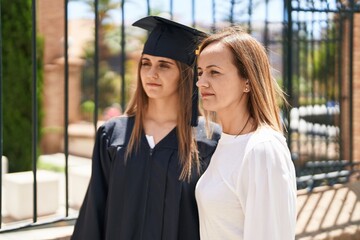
[2,0,44,172]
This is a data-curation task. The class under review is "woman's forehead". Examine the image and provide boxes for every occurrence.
[142,54,177,63]
[198,43,233,66]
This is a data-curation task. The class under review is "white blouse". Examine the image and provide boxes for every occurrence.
[195,126,297,240]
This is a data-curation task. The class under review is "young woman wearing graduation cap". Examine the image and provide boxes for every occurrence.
[195,27,297,239]
[71,16,220,240]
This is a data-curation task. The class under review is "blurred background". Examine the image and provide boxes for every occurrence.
[0,0,360,239]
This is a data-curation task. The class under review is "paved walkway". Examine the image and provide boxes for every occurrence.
[296,182,360,239]
[0,225,73,240]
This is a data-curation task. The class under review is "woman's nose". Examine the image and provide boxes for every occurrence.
[147,67,158,79]
[196,77,209,88]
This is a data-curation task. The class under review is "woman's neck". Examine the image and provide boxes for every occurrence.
[218,107,252,135]
[143,99,179,143]
[145,98,179,125]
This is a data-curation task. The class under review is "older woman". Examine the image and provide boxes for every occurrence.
[195,26,297,240]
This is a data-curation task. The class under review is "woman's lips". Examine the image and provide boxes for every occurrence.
[147,82,161,87]
[201,92,214,98]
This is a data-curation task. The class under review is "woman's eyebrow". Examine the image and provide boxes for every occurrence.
[158,60,175,65]
[205,64,223,70]
[141,58,175,65]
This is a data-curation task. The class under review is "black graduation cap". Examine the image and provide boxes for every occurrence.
[132,16,207,126]
[132,16,206,66]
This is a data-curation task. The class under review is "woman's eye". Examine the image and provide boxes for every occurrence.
[141,62,150,67]
[210,70,219,75]
[159,63,170,69]
[198,71,203,77]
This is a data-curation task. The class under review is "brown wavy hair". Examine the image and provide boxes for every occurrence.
[198,26,287,133]
[125,58,199,181]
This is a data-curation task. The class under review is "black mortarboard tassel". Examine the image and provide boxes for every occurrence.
[132,16,207,126]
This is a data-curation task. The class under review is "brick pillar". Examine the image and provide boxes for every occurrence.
[341,13,360,167]
[353,14,360,163]
[341,19,351,162]
[38,0,85,153]
[38,0,65,64]
[41,58,84,154]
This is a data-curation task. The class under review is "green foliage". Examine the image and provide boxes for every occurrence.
[291,22,338,106]
[81,100,95,121]
[81,100,95,113]
[311,33,337,100]
[78,0,141,117]
[98,68,121,109]
[81,59,134,117]
[38,159,64,173]
[2,0,44,172]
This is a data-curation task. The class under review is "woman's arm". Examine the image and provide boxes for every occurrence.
[71,126,112,240]
[238,140,297,240]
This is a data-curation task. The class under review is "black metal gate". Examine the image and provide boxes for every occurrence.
[284,0,360,191]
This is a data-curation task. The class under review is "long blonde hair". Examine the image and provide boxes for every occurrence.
[125,58,199,181]
[198,26,286,133]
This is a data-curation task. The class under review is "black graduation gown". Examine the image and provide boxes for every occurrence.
[71,116,220,240]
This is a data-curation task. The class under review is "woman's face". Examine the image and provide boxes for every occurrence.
[197,42,248,114]
[140,54,180,100]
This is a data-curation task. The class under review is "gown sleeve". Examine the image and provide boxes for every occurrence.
[71,125,112,240]
[238,140,297,240]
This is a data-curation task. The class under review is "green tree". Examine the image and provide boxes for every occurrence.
[1,0,44,172]
[78,0,138,117]
[82,0,121,59]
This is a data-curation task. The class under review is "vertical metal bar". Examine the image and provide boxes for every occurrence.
[303,21,309,163]
[310,0,315,106]
[31,0,38,223]
[230,0,234,25]
[0,0,3,228]
[324,11,330,158]
[170,0,173,20]
[147,0,151,16]
[191,0,195,28]
[294,16,301,161]
[310,11,315,160]
[211,0,216,33]
[294,17,299,104]
[304,22,309,105]
[348,0,354,165]
[325,13,330,102]
[284,0,293,146]
[264,0,269,48]
[94,0,99,131]
[120,0,126,111]
[64,0,69,217]
[247,0,252,33]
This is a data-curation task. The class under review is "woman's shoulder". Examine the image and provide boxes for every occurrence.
[245,125,291,161]
[100,115,134,130]
[97,115,135,144]
[249,125,286,144]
